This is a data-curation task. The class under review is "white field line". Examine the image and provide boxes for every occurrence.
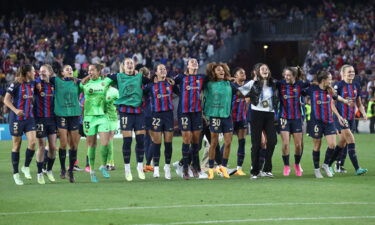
[133,216,375,225]
[0,202,375,216]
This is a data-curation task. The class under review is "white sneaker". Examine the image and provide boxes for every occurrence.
[21,166,32,179]
[259,171,274,178]
[164,164,171,180]
[37,173,45,184]
[188,167,194,178]
[13,173,24,185]
[250,174,258,179]
[198,171,208,179]
[322,164,333,177]
[314,168,324,178]
[137,163,145,180]
[153,166,160,178]
[124,164,133,181]
[46,170,56,182]
[173,161,183,178]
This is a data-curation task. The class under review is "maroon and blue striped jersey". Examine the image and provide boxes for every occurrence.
[174,74,205,113]
[307,85,333,123]
[334,81,360,120]
[231,83,247,122]
[144,81,176,112]
[7,81,35,121]
[278,80,309,120]
[34,80,55,118]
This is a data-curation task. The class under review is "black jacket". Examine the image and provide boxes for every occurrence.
[248,79,279,111]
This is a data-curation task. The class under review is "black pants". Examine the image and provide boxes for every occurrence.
[370,117,375,133]
[250,110,277,175]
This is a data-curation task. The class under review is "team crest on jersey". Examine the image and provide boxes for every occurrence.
[283,95,288,99]
[126,85,135,93]
[40,92,45,97]
[186,85,191,90]
[293,88,297,92]
[23,95,28,99]
[89,89,93,94]
[236,99,241,102]
[157,94,161,98]
[317,100,321,104]
[196,80,200,83]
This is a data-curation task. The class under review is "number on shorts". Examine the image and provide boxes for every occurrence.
[181,117,188,126]
[121,116,128,125]
[212,118,221,127]
[84,121,90,129]
[280,118,287,126]
[314,125,319,133]
[152,118,161,127]
[36,124,44,132]
[13,122,18,131]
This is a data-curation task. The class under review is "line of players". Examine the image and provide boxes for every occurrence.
[3,58,368,185]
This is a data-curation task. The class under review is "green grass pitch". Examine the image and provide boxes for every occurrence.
[0,134,374,225]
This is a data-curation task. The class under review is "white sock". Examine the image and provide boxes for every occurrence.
[164,164,170,168]
[237,166,242,170]
[125,164,130,171]
[137,162,143,168]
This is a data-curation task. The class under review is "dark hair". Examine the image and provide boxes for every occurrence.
[206,62,231,81]
[232,67,245,77]
[253,63,271,81]
[283,66,305,81]
[15,64,33,83]
[90,63,104,73]
[316,71,331,83]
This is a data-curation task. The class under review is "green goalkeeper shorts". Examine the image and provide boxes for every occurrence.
[109,120,118,131]
[83,115,110,136]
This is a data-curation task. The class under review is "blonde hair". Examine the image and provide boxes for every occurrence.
[339,64,354,75]
[41,64,54,75]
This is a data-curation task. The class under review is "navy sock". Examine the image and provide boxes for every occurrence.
[191,143,199,169]
[347,143,359,170]
[11,152,20,174]
[37,161,43,174]
[237,139,245,167]
[294,154,301,165]
[222,158,228,167]
[312,151,320,169]
[282,154,290,166]
[324,147,334,165]
[209,159,215,168]
[24,148,35,167]
[182,144,190,169]
[339,145,348,166]
[58,149,66,171]
[135,134,145,163]
[152,143,161,167]
[68,150,77,172]
[43,149,48,170]
[164,142,172,164]
[47,157,55,171]
[145,133,153,165]
[215,144,222,165]
[122,137,132,164]
[329,145,342,166]
[259,149,266,170]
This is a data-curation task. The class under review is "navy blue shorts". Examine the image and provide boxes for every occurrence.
[233,120,248,131]
[334,117,354,132]
[56,116,80,131]
[209,117,233,133]
[178,112,203,131]
[9,118,36,136]
[119,112,145,131]
[145,116,152,130]
[309,120,336,139]
[151,111,174,132]
[279,118,303,134]
[35,117,57,138]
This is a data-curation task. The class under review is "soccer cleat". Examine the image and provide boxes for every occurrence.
[60,170,66,179]
[227,168,237,176]
[173,161,183,178]
[215,166,223,177]
[108,165,116,171]
[208,168,214,180]
[37,173,45,184]
[235,169,246,176]
[219,167,230,179]
[99,166,110,178]
[183,168,190,180]
[250,174,258,179]
[164,165,171,180]
[198,171,208,179]
[85,166,90,173]
[190,166,199,178]
[314,168,324,178]
[188,167,194,178]
[137,164,146,180]
[321,164,333,177]
[143,165,154,173]
[124,169,133,181]
[294,164,302,177]
[46,170,56,182]
[299,164,304,172]
[153,166,160,178]
[329,167,335,175]
[283,165,291,176]
[13,173,24,185]
[356,168,368,176]
[260,171,274,178]
[21,166,32,179]
[68,171,75,183]
[90,172,99,183]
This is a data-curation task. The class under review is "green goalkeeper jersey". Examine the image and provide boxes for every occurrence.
[80,77,112,116]
[105,86,119,121]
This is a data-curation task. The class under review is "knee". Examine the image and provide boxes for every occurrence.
[28,139,37,150]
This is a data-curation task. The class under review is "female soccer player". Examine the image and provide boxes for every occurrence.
[4,65,37,185]
[330,65,368,175]
[306,71,347,178]
[231,67,248,176]
[105,86,119,171]
[107,58,149,181]
[238,63,278,179]
[144,64,177,179]
[34,64,57,183]
[278,66,308,176]
[80,64,112,182]
[174,58,205,179]
[204,62,236,179]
